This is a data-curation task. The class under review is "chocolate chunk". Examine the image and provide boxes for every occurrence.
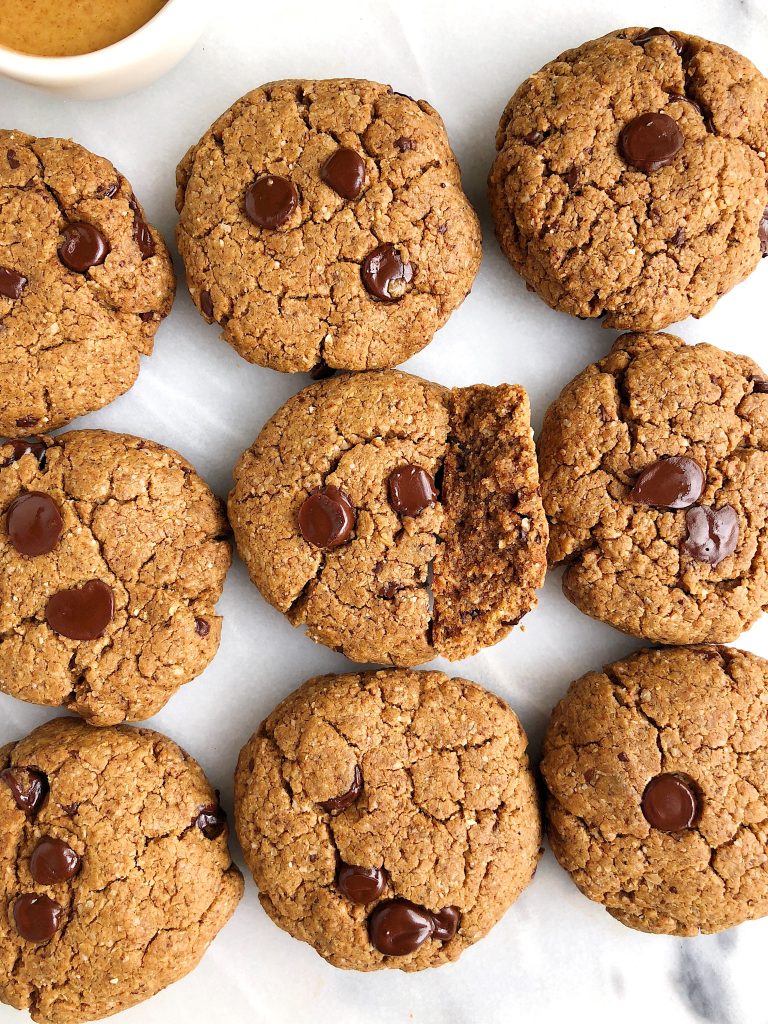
[58,222,110,273]
[667,94,702,116]
[387,465,437,516]
[0,267,28,301]
[759,206,768,257]
[97,181,119,199]
[683,505,739,566]
[337,864,386,904]
[378,581,399,600]
[361,243,413,301]
[30,837,81,885]
[320,764,363,813]
[195,805,227,839]
[431,906,461,942]
[16,416,39,429]
[128,196,155,260]
[45,579,115,641]
[6,492,63,556]
[7,149,20,170]
[0,438,47,468]
[0,766,48,816]
[368,899,435,955]
[751,376,768,394]
[245,174,299,229]
[194,617,210,638]
[138,311,155,323]
[320,147,366,200]
[619,112,684,173]
[633,27,683,54]
[671,226,686,247]
[13,894,63,943]
[642,773,698,831]
[200,290,214,319]
[627,456,704,509]
[563,166,579,189]
[395,137,415,152]
[309,359,337,380]
[523,130,545,146]
[298,485,355,548]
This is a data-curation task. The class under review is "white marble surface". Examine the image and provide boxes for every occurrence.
[1,1,768,1022]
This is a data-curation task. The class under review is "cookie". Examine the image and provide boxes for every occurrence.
[489,28,768,330]
[235,668,541,969]
[0,717,243,1023]
[0,131,175,437]
[542,645,768,936]
[176,79,481,373]
[0,430,231,725]
[228,369,547,665]
[539,331,768,644]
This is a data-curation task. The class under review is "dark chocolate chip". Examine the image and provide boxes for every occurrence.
[58,222,110,273]
[368,899,435,955]
[30,837,81,885]
[0,766,48,816]
[641,773,698,831]
[195,805,227,839]
[627,456,704,509]
[619,112,684,173]
[309,359,337,380]
[298,486,355,548]
[633,27,683,54]
[563,166,579,188]
[195,617,210,638]
[6,492,63,556]
[45,579,115,641]
[200,290,215,319]
[320,147,366,200]
[97,181,119,199]
[671,226,686,246]
[361,243,413,301]
[0,438,47,468]
[16,416,39,429]
[7,149,20,170]
[759,206,768,257]
[0,267,28,301]
[337,864,386,904]
[128,196,155,260]
[751,376,768,394]
[395,137,416,152]
[13,893,63,943]
[431,906,461,942]
[683,505,739,566]
[245,175,299,229]
[387,465,438,517]
[320,764,363,813]
[138,311,155,323]
[523,130,545,146]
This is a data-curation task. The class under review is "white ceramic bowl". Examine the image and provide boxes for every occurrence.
[0,0,211,99]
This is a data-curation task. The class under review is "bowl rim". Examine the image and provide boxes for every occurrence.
[0,0,194,80]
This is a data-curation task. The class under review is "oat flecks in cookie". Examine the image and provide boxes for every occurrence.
[227,369,547,666]
[234,669,541,970]
[0,718,243,1024]
[0,130,175,437]
[538,331,768,645]
[542,646,768,936]
[489,28,768,330]
[0,430,231,725]
[176,79,481,373]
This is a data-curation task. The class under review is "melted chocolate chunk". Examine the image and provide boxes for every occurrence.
[194,617,210,638]
[245,175,299,229]
[361,244,413,301]
[619,112,684,173]
[16,416,39,429]
[627,456,704,509]
[128,196,155,260]
[195,805,227,839]
[200,290,215,319]
[0,766,48,816]
[7,149,20,170]
[633,27,683,54]
[320,147,366,200]
[751,376,768,394]
[642,773,698,831]
[431,905,461,942]
[523,130,545,146]
[13,893,63,943]
[320,764,363,813]
[6,492,63,556]
[368,899,435,955]
[58,222,110,273]
[0,437,47,468]
[45,579,115,641]
[387,465,438,516]
[0,266,27,300]
[298,486,355,548]
[30,837,81,885]
[395,137,416,152]
[337,864,386,904]
[683,505,739,566]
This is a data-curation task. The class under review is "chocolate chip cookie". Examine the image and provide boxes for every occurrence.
[235,669,541,969]
[542,645,768,935]
[176,79,481,373]
[0,430,231,725]
[0,717,243,1023]
[539,331,768,644]
[489,28,768,330]
[228,369,547,665]
[0,131,175,437]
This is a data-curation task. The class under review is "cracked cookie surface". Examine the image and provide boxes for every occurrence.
[542,645,768,935]
[0,717,243,1024]
[0,130,175,437]
[176,79,481,373]
[228,369,547,665]
[235,668,541,969]
[539,331,768,644]
[489,28,768,330]
[0,430,231,725]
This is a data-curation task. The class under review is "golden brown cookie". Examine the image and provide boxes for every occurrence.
[0,717,243,1023]
[489,28,768,330]
[228,369,547,665]
[0,130,175,437]
[542,645,768,935]
[0,430,231,725]
[539,331,768,644]
[235,669,541,970]
[176,79,481,373]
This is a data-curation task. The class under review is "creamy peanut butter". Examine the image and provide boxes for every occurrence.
[0,0,168,58]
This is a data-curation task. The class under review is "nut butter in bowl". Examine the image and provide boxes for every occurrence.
[0,0,211,98]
